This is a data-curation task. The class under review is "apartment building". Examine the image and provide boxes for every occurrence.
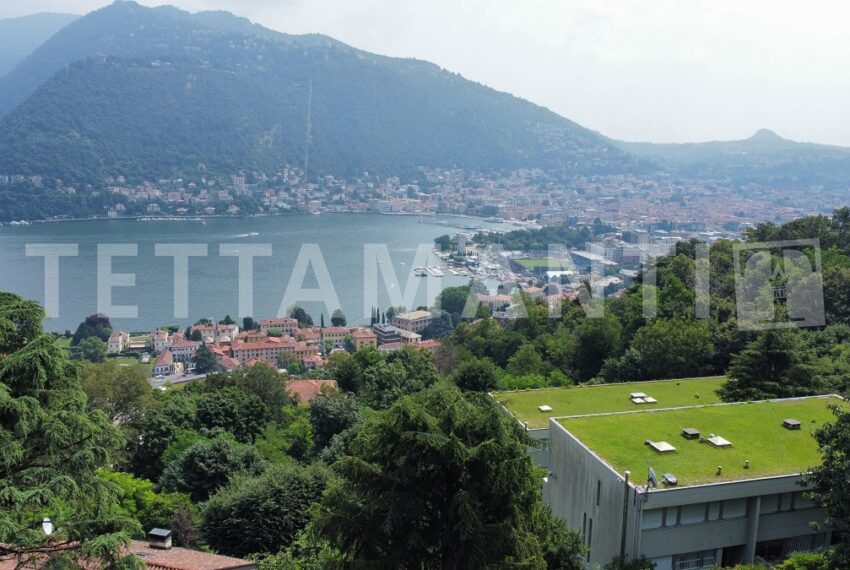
[544,396,840,569]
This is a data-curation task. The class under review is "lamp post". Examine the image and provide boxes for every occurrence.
[42,518,54,537]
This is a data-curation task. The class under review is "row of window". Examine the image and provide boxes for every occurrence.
[642,499,747,529]
[671,548,716,570]
[642,491,818,530]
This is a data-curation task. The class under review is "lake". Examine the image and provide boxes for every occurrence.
[0,214,510,332]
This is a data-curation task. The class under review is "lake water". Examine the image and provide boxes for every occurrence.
[0,214,510,332]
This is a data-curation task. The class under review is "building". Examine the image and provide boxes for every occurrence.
[391,310,433,333]
[169,339,197,362]
[286,379,338,404]
[230,337,319,367]
[397,328,422,345]
[107,331,129,353]
[320,326,351,349]
[372,323,402,345]
[544,395,841,569]
[150,329,171,352]
[259,317,299,335]
[491,377,727,468]
[152,350,182,376]
[351,328,378,350]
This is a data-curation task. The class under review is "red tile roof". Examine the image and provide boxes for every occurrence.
[128,541,256,570]
[285,379,338,403]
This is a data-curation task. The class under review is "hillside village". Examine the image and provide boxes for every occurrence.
[107,310,443,383]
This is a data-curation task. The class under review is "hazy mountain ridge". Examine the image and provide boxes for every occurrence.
[0,1,641,183]
[0,13,79,79]
[613,129,850,188]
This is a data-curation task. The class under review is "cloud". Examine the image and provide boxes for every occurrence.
[3,0,850,145]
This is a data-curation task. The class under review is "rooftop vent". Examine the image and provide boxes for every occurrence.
[706,435,732,448]
[662,473,678,486]
[644,396,658,403]
[630,392,647,399]
[649,441,676,453]
[631,397,647,404]
[783,418,802,430]
[147,528,172,551]
[681,428,700,440]
[538,404,552,412]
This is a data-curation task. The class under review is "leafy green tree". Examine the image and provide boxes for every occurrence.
[81,361,152,424]
[314,384,584,568]
[436,284,471,322]
[330,309,347,327]
[159,435,267,502]
[206,363,292,420]
[721,330,823,401]
[571,314,623,381]
[127,393,197,482]
[421,310,454,340]
[451,357,499,392]
[71,313,113,346]
[289,306,314,327]
[309,392,360,452]
[0,293,139,566]
[506,342,544,377]
[196,386,270,443]
[220,315,235,325]
[101,470,196,545]
[242,316,257,331]
[192,344,219,374]
[77,336,108,363]
[804,406,850,568]
[202,463,329,557]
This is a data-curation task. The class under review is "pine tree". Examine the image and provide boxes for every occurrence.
[0,292,140,567]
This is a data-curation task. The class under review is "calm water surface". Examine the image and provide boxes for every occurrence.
[0,214,509,332]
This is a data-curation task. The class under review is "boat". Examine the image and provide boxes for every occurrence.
[414,267,428,277]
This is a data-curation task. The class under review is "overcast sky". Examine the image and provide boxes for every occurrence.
[4,0,850,146]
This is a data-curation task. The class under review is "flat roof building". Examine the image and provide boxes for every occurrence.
[544,395,843,569]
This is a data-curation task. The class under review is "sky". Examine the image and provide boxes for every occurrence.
[3,0,850,146]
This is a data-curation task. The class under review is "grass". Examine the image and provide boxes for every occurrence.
[514,258,571,270]
[108,356,154,378]
[494,377,727,428]
[558,396,844,486]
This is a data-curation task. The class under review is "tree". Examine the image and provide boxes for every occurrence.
[71,313,113,346]
[572,314,623,381]
[202,463,328,557]
[451,357,499,392]
[77,336,107,363]
[243,316,257,331]
[435,285,471,322]
[331,309,347,327]
[309,392,360,452]
[196,387,270,443]
[314,384,584,568]
[421,310,454,340]
[721,330,823,401]
[289,305,314,327]
[101,470,196,545]
[803,406,850,568]
[506,342,544,377]
[0,293,139,567]
[220,314,235,325]
[192,344,219,374]
[159,435,267,502]
[81,361,152,424]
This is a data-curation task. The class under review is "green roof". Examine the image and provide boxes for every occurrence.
[558,396,844,487]
[493,377,727,429]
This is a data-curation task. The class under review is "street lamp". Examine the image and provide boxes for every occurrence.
[42,518,54,537]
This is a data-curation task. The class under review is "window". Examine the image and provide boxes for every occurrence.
[664,506,679,527]
[679,503,705,525]
[582,512,587,537]
[641,509,663,530]
[586,518,593,562]
[779,492,795,512]
[596,480,602,506]
[760,494,779,514]
[706,502,721,521]
[721,498,747,519]
[794,492,816,510]
[672,549,716,570]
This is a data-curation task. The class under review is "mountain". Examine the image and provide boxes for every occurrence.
[613,130,850,188]
[0,1,643,183]
[0,13,79,79]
